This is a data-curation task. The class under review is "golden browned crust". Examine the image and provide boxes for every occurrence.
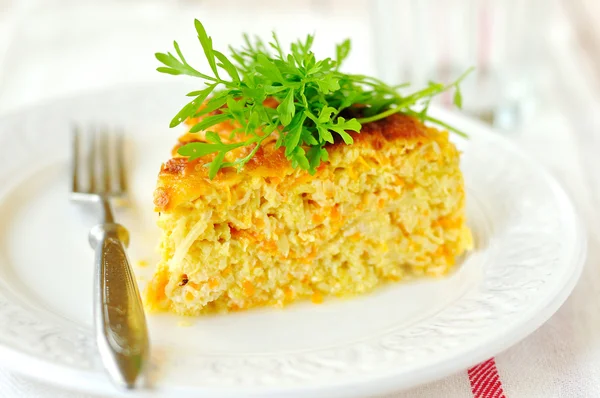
[154,113,433,212]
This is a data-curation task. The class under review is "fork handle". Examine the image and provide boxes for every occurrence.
[89,223,149,389]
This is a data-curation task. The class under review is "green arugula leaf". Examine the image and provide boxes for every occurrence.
[270,32,285,60]
[194,19,219,78]
[205,131,224,144]
[306,145,330,174]
[155,52,179,68]
[247,111,260,133]
[155,48,212,79]
[316,75,340,94]
[317,106,336,124]
[157,67,181,75]
[193,95,228,118]
[335,39,351,70]
[170,84,216,128]
[208,151,226,179]
[173,41,187,64]
[189,113,230,133]
[214,50,240,81]
[306,145,322,174]
[264,85,287,95]
[226,97,246,123]
[289,146,309,170]
[255,53,284,82]
[326,117,360,145]
[453,86,463,109]
[277,89,295,126]
[284,113,306,156]
[317,125,334,144]
[302,128,319,146]
[177,142,221,160]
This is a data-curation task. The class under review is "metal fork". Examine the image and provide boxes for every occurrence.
[71,126,149,389]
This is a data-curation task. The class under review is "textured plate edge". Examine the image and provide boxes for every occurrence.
[0,84,588,398]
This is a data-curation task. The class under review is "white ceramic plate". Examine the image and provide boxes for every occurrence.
[0,83,585,398]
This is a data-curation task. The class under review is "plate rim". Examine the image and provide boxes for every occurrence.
[0,83,587,397]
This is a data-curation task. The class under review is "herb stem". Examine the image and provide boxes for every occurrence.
[356,106,406,124]
[422,114,468,138]
[404,110,469,138]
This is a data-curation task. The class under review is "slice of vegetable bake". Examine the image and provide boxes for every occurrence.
[145,19,472,315]
[145,113,472,315]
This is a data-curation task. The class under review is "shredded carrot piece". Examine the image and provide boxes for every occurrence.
[262,241,278,252]
[301,247,317,263]
[284,287,294,301]
[147,271,168,302]
[312,213,325,224]
[242,281,255,297]
[436,216,462,229]
[386,189,399,199]
[357,155,371,169]
[208,277,219,289]
[311,292,324,304]
[330,206,341,220]
[347,167,357,180]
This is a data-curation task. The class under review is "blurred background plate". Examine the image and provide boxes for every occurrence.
[0,83,585,397]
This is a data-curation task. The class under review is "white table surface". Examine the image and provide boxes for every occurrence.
[0,1,599,397]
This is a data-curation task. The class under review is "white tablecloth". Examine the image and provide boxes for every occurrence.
[0,1,599,397]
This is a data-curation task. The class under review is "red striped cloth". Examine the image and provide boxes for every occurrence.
[468,358,506,398]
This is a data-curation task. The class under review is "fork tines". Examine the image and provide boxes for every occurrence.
[71,126,127,199]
